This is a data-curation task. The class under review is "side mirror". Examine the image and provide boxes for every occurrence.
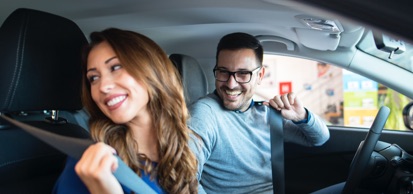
[402,102,413,130]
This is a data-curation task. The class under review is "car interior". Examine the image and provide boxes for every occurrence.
[169,53,209,106]
[0,8,90,193]
[1,0,413,194]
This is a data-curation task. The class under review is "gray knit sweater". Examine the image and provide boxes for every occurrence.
[188,92,330,194]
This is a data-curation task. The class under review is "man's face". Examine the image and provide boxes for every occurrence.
[215,49,265,112]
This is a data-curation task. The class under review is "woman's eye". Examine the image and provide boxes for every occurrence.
[111,64,122,71]
[87,75,99,83]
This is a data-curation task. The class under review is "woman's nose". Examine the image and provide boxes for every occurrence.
[99,75,115,93]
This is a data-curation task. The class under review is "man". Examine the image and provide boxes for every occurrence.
[188,32,330,193]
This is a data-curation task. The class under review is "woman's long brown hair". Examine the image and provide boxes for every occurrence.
[81,28,198,194]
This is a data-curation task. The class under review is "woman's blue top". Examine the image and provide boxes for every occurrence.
[53,156,166,194]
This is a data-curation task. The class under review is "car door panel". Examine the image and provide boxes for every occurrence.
[285,126,413,193]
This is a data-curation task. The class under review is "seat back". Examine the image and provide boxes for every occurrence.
[169,54,209,105]
[0,8,90,193]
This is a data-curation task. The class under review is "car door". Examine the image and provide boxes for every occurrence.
[255,54,413,193]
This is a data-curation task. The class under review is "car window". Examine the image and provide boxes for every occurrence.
[254,54,412,131]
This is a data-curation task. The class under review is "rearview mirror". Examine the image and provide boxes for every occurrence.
[373,32,406,59]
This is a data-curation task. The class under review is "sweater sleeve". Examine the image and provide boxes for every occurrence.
[187,101,217,194]
[283,109,330,146]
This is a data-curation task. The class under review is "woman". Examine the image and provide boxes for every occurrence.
[53,28,198,194]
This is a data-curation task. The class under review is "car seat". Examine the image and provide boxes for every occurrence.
[0,8,90,193]
[169,54,209,106]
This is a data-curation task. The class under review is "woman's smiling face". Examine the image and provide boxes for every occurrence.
[86,41,150,124]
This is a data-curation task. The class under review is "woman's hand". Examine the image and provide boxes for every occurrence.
[75,142,123,194]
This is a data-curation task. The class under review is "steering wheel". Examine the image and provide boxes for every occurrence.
[342,106,390,194]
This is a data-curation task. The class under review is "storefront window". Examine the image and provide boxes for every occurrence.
[255,54,411,130]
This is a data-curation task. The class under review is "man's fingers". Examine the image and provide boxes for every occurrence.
[287,92,295,105]
[281,94,291,109]
[270,96,283,110]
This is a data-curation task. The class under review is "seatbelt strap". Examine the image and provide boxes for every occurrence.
[269,107,285,194]
[0,114,156,194]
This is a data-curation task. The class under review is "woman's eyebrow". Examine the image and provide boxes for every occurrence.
[86,56,118,73]
[86,68,96,73]
[105,56,117,64]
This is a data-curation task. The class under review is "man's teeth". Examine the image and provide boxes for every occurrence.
[107,96,126,106]
[226,90,241,95]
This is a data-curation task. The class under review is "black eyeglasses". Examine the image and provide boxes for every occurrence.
[213,66,261,83]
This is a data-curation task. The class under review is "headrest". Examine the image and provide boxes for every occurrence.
[0,8,87,112]
[169,54,209,106]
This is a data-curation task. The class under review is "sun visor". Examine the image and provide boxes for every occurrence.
[295,28,341,51]
[295,15,344,51]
